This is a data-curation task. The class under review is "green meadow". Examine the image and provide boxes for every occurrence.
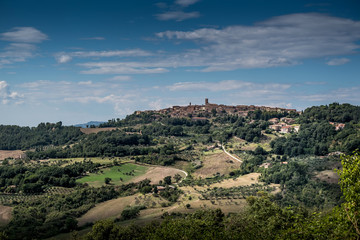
[76,163,148,187]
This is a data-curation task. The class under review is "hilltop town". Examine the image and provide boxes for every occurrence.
[136,98,299,119]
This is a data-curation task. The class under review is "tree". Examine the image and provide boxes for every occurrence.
[163,176,172,185]
[338,151,360,237]
[105,177,112,184]
[174,174,182,183]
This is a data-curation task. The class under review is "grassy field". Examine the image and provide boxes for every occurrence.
[76,163,148,187]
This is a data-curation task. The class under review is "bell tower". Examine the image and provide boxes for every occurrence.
[205,98,209,105]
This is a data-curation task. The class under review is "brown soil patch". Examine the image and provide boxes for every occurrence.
[77,194,138,226]
[131,166,186,184]
[0,150,25,160]
[77,193,169,227]
[211,173,261,188]
[139,198,247,219]
[315,170,339,184]
[0,205,12,226]
[80,127,119,134]
[194,152,241,178]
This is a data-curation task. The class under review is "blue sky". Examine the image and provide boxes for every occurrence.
[1,0,360,126]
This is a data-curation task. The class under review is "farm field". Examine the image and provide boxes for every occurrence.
[77,193,170,226]
[194,152,242,178]
[79,127,119,134]
[131,166,187,184]
[0,205,12,226]
[0,150,25,160]
[315,170,339,184]
[76,163,148,187]
[76,172,268,229]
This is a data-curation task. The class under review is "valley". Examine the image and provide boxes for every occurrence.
[0,102,359,239]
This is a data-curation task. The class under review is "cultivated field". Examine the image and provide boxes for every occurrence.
[0,205,12,226]
[131,166,187,184]
[76,164,148,187]
[0,150,24,160]
[77,193,170,226]
[77,173,269,228]
[211,172,261,188]
[77,194,137,226]
[194,152,242,178]
[80,127,119,134]
[315,170,339,184]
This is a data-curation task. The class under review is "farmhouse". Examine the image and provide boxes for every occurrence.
[156,186,166,192]
[329,122,345,130]
[280,125,292,133]
[259,162,272,168]
[269,125,281,131]
[280,117,295,124]
[268,118,279,124]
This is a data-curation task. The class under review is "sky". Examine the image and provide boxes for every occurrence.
[1,0,360,126]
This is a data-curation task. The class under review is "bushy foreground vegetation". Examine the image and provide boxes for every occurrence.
[76,152,360,240]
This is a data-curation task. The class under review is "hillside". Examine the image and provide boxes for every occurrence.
[0,102,359,239]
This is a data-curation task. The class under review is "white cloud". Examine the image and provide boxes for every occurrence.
[326,58,350,66]
[300,86,360,102]
[0,27,48,43]
[148,99,163,110]
[156,11,200,21]
[175,0,200,7]
[79,62,169,74]
[55,54,72,63]
[167,80,291,92]
[60,13,359,75]
[71,49,152,58]
[55,49,152,63]
[78,81,93,85]
[156,13,360,70]
[17,80,144,116]
[80,37,105,40]
[0,43,36,63]
[0,81,23,104]
[108,76,132,81]
[0,27,47,68]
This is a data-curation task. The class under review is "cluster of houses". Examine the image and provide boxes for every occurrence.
[268,118,346,134]
[136,98,299,120]
[260,161,288,169]
[268,117,300,133]
[329,122,346,131]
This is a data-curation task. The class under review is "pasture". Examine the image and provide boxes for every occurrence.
[76,163,148,187]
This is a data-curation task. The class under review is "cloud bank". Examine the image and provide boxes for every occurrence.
[78,13,359,74]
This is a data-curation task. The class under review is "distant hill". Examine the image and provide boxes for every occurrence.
[74,121,105,128]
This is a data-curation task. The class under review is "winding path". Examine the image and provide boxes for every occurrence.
[176,169,188,184]
[221,145,243,163]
